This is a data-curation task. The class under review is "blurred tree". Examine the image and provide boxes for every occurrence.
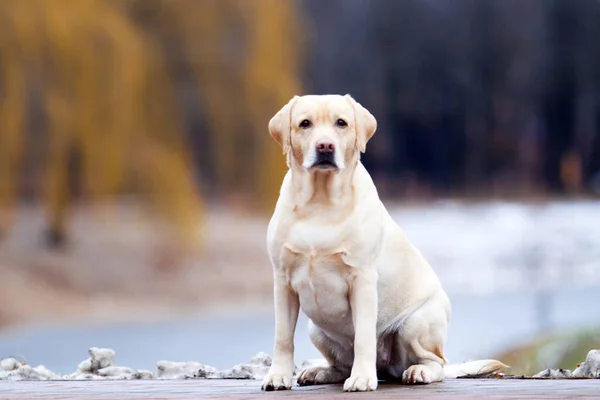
[128,0,304,209]
[0,14,25,238]
[0,0,203,252]
[241,0,304,208]
[0,0,306,254]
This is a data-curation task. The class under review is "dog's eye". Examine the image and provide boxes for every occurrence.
[299,119,312,129]
[336,119,347,128]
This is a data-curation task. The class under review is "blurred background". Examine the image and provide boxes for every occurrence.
[0,0,599,377]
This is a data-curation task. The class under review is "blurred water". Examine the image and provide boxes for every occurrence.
[1,286,599,375]
[392,200,600,294]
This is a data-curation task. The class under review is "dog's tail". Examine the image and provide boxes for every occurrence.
[443,359,509,378]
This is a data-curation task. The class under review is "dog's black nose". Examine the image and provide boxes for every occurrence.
[317,142,335,154]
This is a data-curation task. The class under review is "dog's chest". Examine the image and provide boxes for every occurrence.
[283,217,349,255]
[283,249,353,330]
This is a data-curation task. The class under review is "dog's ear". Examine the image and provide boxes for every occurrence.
[268,96,299,155]
[345,94,377,153]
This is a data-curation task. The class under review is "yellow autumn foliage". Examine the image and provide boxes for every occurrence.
[146,0,304,205]
[0,0,304,249]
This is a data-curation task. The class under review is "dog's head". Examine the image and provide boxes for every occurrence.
[268,94,377,173]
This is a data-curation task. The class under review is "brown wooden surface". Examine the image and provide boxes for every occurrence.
[1,378,599,400]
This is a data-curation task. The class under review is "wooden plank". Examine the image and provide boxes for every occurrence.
[1,379,598,400]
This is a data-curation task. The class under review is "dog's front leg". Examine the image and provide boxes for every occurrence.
[261,269,300,391]
[344,268,378,392]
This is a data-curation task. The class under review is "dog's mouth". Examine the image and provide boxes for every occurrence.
[311,153,338,170]
[313,159,337,170]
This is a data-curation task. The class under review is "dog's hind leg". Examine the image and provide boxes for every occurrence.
[297,320,351,386]
[399,291,450,384]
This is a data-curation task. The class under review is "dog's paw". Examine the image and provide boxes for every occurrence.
[297,366,349,386]
[261,373,293,391]
[343,373,378,392]
[402,364,440,384]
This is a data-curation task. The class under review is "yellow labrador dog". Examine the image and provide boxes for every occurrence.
[261,94,507,392]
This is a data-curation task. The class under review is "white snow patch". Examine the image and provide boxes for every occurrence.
[0,360,59,381]
[218,352,272,380]
[156,361,214,379]
[573,349,600,378]
[0,358,20,372]
[533,368,572,378]
[76,347,115,373]
[0,347,323,381]
[531,349,600,379]
[3,346,598,381]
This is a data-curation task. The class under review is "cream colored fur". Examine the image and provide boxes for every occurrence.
[261,94,507,392]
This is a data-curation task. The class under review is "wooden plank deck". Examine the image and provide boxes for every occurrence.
[1,378,598,400]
